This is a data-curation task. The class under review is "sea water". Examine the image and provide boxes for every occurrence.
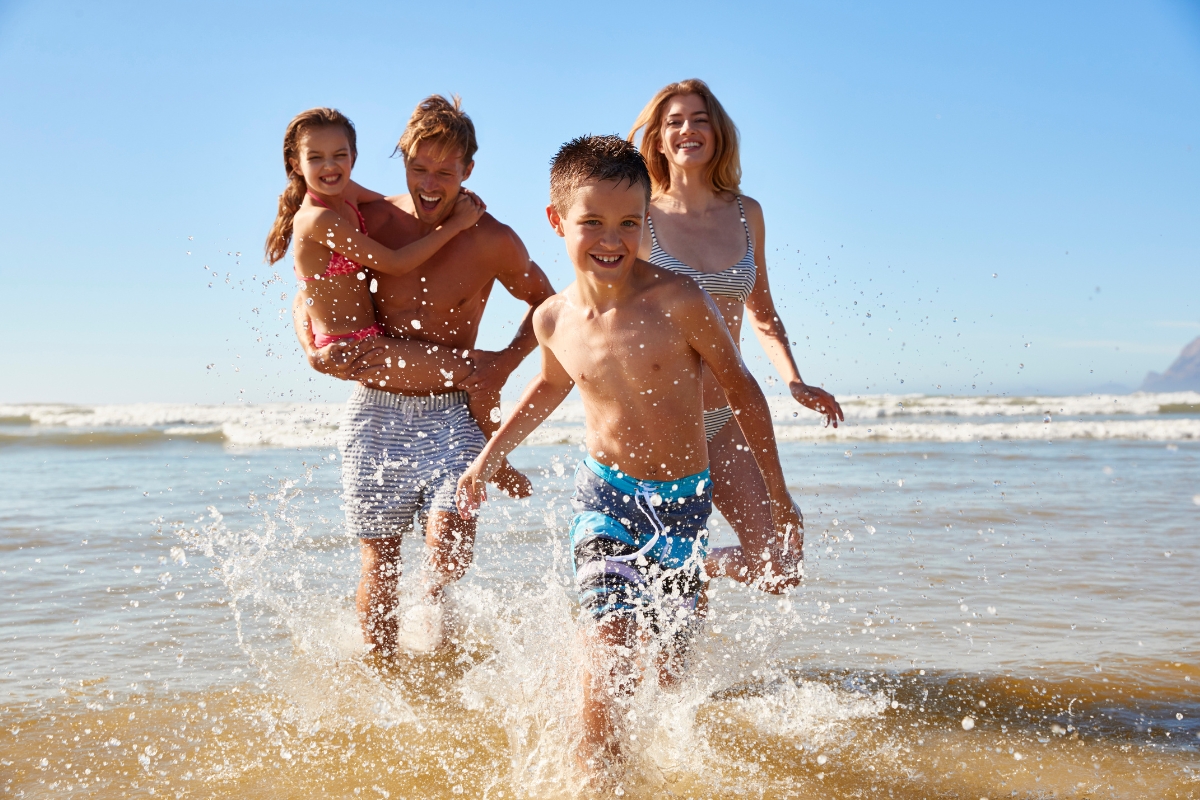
[1,393,1198,798]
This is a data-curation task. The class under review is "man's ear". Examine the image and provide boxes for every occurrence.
[545,205,565,237]
[462,160,475,181]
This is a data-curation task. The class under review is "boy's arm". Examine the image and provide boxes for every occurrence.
[457,339,574,517]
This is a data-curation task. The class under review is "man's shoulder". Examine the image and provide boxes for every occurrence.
[360,195,411,228]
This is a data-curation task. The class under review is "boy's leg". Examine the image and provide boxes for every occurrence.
[357,536,403,653]
[705,421,802,592]
[578,615,639,777]
[465,387,532,498]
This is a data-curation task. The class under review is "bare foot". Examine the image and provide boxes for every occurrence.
[491,460,533,498]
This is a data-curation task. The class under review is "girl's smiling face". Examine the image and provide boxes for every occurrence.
[291,126,354,196]
[659,93,713,171]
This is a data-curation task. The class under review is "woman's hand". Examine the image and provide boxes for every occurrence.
[790,381,844,428]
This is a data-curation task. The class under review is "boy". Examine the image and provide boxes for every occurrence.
[455,135,802,776]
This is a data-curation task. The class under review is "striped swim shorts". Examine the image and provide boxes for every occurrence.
[569,457,712,634]
[338,385,486,539]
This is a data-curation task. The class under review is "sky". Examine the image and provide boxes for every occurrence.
[0,0,1197,405]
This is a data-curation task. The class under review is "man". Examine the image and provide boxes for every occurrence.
[294,95,554,654]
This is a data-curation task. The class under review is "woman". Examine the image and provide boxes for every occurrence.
[629,79,843,591]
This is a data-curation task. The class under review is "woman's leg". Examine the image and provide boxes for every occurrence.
[705,417,802,593]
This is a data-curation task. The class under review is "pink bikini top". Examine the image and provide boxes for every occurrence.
[296,191,369,282]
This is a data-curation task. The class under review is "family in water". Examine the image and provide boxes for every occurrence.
[270,82,843,783]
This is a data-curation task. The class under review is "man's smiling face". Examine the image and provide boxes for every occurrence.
[548,178,647,283]
[404,139,474,225]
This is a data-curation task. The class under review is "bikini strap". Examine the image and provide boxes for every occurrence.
[306,189,366,235]
[646,213,660,247]
[735,196,752,248]
[306,189,331,209]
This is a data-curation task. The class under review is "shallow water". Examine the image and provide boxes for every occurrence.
[1,398,1198,798]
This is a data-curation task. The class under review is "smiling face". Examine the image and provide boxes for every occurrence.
[291,126,355,197]
[547,178,647,283]
[658,93,714,171]
[404,139,475,225]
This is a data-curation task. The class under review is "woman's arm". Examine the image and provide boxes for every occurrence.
[740,197,844,427]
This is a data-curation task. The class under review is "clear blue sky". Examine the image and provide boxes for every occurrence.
[1,0,1197,404]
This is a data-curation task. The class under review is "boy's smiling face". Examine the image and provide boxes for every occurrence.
[547,179,647,282]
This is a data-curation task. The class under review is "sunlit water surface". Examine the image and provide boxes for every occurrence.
[1,401,1198,798]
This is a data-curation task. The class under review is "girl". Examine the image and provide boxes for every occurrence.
[266,107,528,496]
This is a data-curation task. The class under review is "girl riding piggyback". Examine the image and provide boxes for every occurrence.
[264,108,529,497]
[265,107,482,348]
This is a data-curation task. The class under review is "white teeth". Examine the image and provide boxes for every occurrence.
[594,254,620,263]
[420,194,439,203]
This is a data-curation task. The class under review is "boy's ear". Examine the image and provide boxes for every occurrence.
[461,160,475,181]
[545,205,565,237]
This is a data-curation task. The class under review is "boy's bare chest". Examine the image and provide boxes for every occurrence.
[552,312,696,388]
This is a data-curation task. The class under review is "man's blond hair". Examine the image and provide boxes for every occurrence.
[394,94,478,167]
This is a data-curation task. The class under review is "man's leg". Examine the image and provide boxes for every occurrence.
[357,535,403,653]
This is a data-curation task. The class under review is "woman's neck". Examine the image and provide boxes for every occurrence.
[660,165,720,214]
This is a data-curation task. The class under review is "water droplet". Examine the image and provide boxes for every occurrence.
[411,319,422,330]
[962,717,975,730]
[305,297,313,306]
[992,273,998,278]
[816,755,827,765]
[370,278,378,293]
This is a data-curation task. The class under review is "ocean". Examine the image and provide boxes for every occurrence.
[2,392,1198,798]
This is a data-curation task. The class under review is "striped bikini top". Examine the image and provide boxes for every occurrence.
[647,196,757,303]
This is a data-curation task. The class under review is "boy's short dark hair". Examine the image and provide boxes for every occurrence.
[549,135,651,214]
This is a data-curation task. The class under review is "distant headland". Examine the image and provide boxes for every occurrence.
[1142,335,1200,391]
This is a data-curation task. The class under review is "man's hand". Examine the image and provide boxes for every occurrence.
[456,463,490,519]
[790,381,844,428]
[457,349,517,396]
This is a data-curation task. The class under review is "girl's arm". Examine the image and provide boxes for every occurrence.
[295,192,485,278]
[740,197,844,427]
[456,341,574,516]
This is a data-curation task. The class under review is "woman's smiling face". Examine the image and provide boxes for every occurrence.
[659,93,713,170]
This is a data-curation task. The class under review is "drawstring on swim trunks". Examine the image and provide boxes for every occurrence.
[606,487,670,564]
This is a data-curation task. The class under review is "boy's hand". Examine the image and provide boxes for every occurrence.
[456,464,489,519]
[458,349,517,396]
[445,191,486,234]
[790,381,844,428]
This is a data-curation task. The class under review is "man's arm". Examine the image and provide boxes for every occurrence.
[457,333,574,517]
[292,291,373,379]
[459,227,556,395]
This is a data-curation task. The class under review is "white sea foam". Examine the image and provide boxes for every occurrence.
[2,391,1197,449]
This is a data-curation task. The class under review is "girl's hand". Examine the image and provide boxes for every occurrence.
[790,381,844,428]
[445,191,486,234]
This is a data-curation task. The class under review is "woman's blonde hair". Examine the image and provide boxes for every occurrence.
[628,78,741,196]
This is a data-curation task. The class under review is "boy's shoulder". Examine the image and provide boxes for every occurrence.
[633,259,711,311]
[532,289,572,335]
